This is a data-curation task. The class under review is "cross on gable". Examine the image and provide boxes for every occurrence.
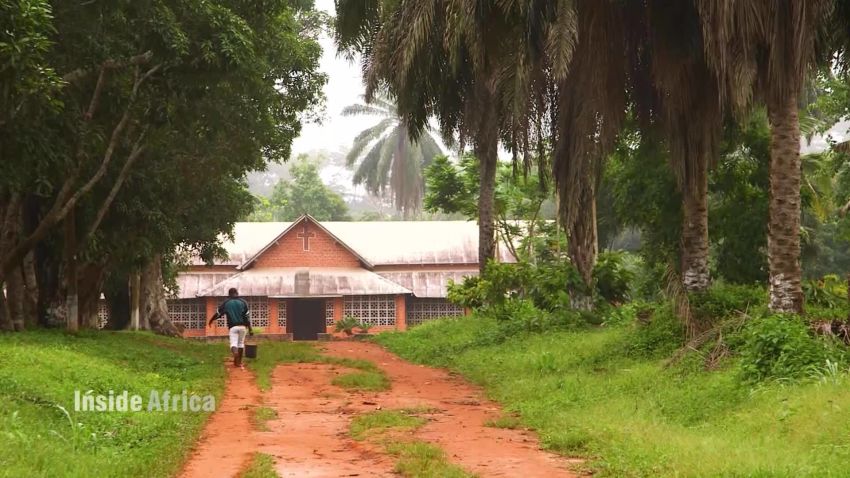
[297,222,316,251]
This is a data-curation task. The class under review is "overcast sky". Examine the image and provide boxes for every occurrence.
[290,0,367,157]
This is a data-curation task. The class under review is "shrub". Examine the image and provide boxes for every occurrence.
[631,258,667,301]
[627,305,686,358]
[489,299,583,335]
[689,283,766,322]
[447,260,581,314]
[604,300,654,326]
[335,316,360,335]
[593,251,635,304]
[802,274,847,309]
[739,314,844,382]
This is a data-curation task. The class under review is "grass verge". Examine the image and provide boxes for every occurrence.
[252,406,278,431]
[350,409,426,440]
[246,341,320,391]
[246,342,390,392]
[484,414,523,430]
[238,452,279,478]
[387,441,474,478]
[376,317,850,477]
[331,371,390,391]
[349,409,473,477]
[0,329,227,477]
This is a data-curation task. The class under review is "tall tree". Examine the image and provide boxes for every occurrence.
[0,0,325,332]
[343,93,443,218]
[257,159,350,221]
[335,0,571,272]
[697,0,833,312]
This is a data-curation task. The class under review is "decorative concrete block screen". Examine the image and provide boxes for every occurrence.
[97,300,110,329]
[407,298,465,327]
[167,299,206,330]
[326,300,335,326]
[247,297,269,328]
[214,296,269,328]
[278,300,287,329]
[343,295,396,326]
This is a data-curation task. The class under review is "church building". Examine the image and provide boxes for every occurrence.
[168,215,514,340]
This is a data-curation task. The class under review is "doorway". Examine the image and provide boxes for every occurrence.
[290,299,325,340]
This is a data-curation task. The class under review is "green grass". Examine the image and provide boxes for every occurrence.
[238,453,279,478]
[252,406,278,431]
[350,409,427,440]
[245,341,321,391]
[246,342,390,392]
[349,409,471,477]
[376,317,850,477]
[386,441,475,478]
[331,371,391,391]
[484,414,523,430]
[0,329,228,478]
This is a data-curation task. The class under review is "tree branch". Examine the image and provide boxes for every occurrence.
[0,62,161,279]
[84,65,109,120]
[62,51,154,84]
[83,130,148,243]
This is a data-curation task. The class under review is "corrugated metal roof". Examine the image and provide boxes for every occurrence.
[196,220,517,267]
[195,267,412,297]
[174,273,234,299]
[376,270,478,298]
[238,215,373,270]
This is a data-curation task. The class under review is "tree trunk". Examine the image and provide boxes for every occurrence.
[130,271,140,330]
[568,179,598,310]
[0,284,12,331]
[681,168,710,292]
[140,256,181,337]
[21,252,38,328]
[6,267,26,331]
[767,94,804,313]
[64,209,79,332]
[105,277,131,330]
[78,263,106,329]
[36,242,65,328]
[474,84,499,272]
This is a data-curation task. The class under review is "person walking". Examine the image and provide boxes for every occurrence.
[208,287,253,368]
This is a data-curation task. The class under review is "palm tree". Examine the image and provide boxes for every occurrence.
[342,93,443,219]
[650,3,724,294]
[335,0,572,272]
[696,0,833,313]
[552,0,724,301]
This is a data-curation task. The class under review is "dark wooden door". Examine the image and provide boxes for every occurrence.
[291,299,325,340]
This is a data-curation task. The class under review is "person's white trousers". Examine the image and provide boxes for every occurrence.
[229,325,247,349]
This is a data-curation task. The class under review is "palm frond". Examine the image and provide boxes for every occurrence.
[346,117,395,166]
[375,126,401,193]
[341,104,392,117]
[546,0,578,82]
[353,138,387,193]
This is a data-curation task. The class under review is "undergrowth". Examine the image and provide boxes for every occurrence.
[377,282,850,477]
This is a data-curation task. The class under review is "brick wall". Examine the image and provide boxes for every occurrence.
[254,221,361,268]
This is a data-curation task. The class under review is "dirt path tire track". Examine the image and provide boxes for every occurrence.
[322,342,578,478]
[178,366,261,478]
[178,342,579,478]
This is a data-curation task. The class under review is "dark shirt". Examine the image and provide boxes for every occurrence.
[217,298,249,329]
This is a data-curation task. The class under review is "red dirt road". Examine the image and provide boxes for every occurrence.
[178,342,578,478]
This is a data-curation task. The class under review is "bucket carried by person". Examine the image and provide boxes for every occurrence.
[244,342,258,359]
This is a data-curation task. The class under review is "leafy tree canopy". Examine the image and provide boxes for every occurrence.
[248,158,350,222]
